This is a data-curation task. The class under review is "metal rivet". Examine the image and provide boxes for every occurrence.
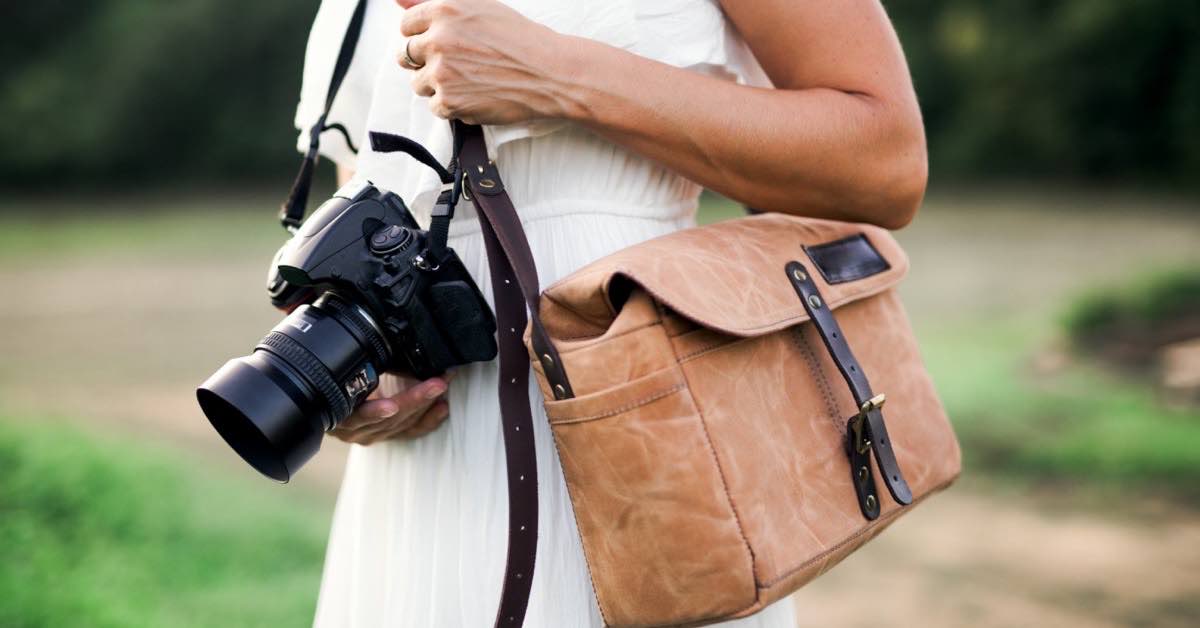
[554,384,567,399]
[519,475,525,481]
[477,165,486,174]
[516,573,523,579]
[858,466,869,482]
[510,378,517,384]
[479,178,496,189]
[792,268,807,282]
[520,525,526,531]
[865,495,877,511]
[504,279,510,284]
[808,294,823,309]
[541,353,554,368]
[510,327,516,333]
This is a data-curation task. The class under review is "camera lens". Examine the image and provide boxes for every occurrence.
[197,293,389,481]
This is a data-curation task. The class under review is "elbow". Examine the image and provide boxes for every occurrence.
[873,144,926,230]
[863,117,927,230]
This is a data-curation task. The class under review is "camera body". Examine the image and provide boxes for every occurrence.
[269,181,497,380]
[197,181,496,481]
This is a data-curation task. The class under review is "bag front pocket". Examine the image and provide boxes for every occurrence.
[545,366,756,627]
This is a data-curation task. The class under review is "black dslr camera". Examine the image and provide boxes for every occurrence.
[197,181,496,481]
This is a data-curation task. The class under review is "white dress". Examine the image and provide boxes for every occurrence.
[295,1,793,626]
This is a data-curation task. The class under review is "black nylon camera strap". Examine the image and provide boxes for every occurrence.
[280,0,369,231]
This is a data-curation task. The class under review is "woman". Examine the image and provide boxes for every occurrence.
[295,0,926,625]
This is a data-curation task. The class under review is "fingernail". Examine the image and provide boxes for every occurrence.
[424,382,446,399]
[371,402,399,419]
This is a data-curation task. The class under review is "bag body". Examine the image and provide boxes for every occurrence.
[525,213,961,627]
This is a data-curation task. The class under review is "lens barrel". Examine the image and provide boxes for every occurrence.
[197,294,388,481]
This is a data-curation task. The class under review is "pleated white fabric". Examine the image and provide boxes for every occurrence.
[297,1,793,626]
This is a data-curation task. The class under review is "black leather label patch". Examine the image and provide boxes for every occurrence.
[803,234,890,284]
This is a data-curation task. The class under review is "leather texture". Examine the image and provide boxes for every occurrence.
[526,214,961,627]
[457,123,546,628]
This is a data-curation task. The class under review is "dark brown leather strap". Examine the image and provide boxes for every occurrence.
[454,122,573,628]
[786,261,913,519]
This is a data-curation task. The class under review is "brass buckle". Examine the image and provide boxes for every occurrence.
[849,393,886,455]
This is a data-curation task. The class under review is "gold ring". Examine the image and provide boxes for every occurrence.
[402,39,424,70]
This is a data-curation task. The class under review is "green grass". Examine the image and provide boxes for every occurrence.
[0,202,282,264]
[0,417,328,628]
[922,318,1200,501]
[0,191,738,265]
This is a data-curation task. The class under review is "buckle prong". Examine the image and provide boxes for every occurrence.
[850,393,886,455]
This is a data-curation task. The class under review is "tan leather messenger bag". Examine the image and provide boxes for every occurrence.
[453,122,961,627]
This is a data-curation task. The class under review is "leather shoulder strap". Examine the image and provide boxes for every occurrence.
[455,122,572,627]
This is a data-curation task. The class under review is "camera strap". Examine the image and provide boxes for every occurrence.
[453,120,573,628]
[280,0,369,232]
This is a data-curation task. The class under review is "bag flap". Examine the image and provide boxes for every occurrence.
[538,214,909,339]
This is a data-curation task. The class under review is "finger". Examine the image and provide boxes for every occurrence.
[336,397,401,431]
[399,32,428,71]
[400,0,441,37]
[333,396,432,439]
[392,376,449,407]
[392,401,450,440]
[411,63,436,97]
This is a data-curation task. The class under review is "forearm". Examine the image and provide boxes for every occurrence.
[551,38,926,228]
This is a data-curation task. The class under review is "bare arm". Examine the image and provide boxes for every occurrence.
[400,0,927,228]
[562,1,927,228]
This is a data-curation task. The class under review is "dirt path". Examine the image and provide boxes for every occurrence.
[3,192,1199,625]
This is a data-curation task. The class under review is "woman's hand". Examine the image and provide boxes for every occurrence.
[397,0,577,125]
[330,375,452,445]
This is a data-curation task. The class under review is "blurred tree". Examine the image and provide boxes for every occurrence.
[0,1,319,189]
[891,0,1200,186]
[0,1,1196,190]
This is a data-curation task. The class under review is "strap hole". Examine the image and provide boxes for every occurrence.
[832,332,839,338]
[850,365,857,372]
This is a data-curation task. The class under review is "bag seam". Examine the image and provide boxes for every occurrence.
[673,363,760,621]
[756,478,954,589]
[544,430,613,625]
[791,326,844,432]
[548,383,685,424]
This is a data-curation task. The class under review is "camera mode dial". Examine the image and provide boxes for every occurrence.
[369,224,413,254]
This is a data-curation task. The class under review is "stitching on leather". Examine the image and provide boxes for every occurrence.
[545,431,613,625]
[676,334,739,362]
[678,335,754,363]
[544,266,898,340]
[542,290,612,337]
[549,384,685,424]
[791,326,843,432]
[675,365,760,616]
[553,319,662,346]
[756,479,954,589]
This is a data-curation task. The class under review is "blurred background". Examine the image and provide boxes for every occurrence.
[1,1,1198,626]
